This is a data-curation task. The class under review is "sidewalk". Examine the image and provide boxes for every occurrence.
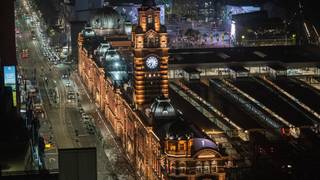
[71,72,136,180]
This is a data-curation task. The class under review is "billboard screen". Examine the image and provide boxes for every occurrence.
[4,66,17,106]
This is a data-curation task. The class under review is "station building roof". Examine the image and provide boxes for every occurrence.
[183,67,201,74]
[268,64,287,71]
[169,46,320,69]
[229,65,249,73]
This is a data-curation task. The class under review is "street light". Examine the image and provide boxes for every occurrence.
[114,62,120,68]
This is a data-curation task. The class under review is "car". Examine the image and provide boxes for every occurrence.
[81,112,90,118]
[82,113,92,119]
[87,127,95,135]
[34,104,44,113]
[65,81,71,87]
[68,91,75,96]
[67,94,76,103]
[62,74,68,79]
[83,116,92,125]
[83,118,91,125]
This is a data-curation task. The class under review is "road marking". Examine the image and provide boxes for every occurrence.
[78,134,89,137]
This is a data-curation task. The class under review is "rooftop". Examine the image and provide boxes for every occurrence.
[81,36,129,87]
[169,46,320,68]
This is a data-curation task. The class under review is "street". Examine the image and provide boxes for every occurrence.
[16,1,135,179]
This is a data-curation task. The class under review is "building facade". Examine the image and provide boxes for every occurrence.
[132,0,169,107]
[78,0,228,179]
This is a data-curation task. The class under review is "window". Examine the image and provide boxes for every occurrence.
[169,144,176,151]
[148,15,153,24]
[179,143,185,151]
[145,33,159,48]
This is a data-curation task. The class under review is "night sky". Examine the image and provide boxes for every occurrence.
[272,0,319,27]
[303,0,320,27]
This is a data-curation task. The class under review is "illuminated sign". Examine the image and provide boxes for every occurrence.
[4,66,17,107]
[231,21,236,40]
[226,5,261,16]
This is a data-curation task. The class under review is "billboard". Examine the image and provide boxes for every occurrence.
[226,5,261,25]
[4,66,17,106]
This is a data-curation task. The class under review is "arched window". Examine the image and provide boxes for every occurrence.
[203,161,210,174]
[179,162,186,174]
[211,160,217,172]
[145,31,159,48]
[196,161,202,174]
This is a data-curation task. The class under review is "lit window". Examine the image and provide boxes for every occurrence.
[169,145,176,151]
[179,144,185,151]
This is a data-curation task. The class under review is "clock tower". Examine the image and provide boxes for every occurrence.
[132,0,169,107]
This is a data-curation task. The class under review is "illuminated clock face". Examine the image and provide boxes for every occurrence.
[146,56,159,69]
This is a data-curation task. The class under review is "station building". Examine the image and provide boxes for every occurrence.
[78,0,228,179]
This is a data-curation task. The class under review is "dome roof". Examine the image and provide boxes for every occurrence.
[166,120,193,140]
[191,138,219,153]
[104,48,120,61]
[90,7,123,29]
[96,43,111,56]
[151,97,176,120]
[82,26,96,37]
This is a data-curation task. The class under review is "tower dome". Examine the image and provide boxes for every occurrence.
[150,97,176,121]
[166,119,194,140]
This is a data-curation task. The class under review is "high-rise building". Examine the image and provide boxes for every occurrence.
[171,0,222,22]
[0,0,19,109]
[172,0,198,20]
[0,0,17,66]
[0,1,30,175]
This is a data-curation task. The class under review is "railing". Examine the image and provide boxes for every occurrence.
[167,166,226,177]
[210,79,281,130]
[262,77,320,123]
[239,38,296,47]
[170,82,249,141]
[219,79,302,138]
